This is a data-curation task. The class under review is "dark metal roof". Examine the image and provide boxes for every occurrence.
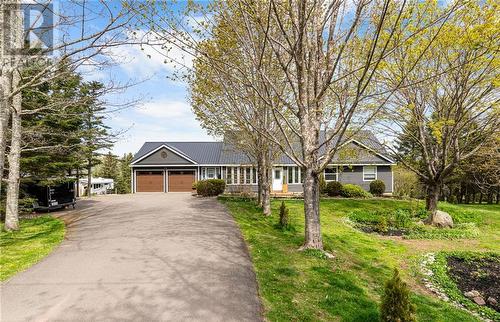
[132,131,394,165]
[132,142,223,164]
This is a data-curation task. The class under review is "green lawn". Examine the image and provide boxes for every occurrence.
[0,216,65,281]
[220,197,499,321]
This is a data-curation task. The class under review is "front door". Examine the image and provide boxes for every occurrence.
[272,168,283,192]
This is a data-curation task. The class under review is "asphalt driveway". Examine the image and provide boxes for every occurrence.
[1,193,262,322]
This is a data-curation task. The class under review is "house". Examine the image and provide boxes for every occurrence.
[130,131,395,194]
[78,177,114,195]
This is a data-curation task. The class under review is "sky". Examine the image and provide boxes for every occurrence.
[76,1,214,156]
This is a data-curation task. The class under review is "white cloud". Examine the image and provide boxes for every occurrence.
[136,100,193,119]
[108,98,214,155]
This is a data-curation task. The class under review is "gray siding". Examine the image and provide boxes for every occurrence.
[225,185,258,193]
[338,165,392,193]
[222,166,393,194]
[135,147,194,165]
[287,184,303,193]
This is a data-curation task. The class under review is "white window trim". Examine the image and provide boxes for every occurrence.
[324,166,338,182]
[363,165,377,181]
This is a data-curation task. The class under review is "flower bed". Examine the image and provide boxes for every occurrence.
[347,208,479,240]
[422,252,499,321]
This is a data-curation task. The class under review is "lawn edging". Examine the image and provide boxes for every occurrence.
[0,216,65,281]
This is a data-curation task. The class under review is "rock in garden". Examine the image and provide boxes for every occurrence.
[432,210,454,228]
[487,297,497,306]
[473,296,486,306]
[464,290,480,298]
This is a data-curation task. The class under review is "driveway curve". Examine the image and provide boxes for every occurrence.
[1,193,262,322]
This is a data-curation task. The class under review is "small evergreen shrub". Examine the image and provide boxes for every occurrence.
[340,184,371,198]
[369,179,386,196]
[319,174,327,194]
[380,268,416,322]
[325,181,343,197]
[279,201,290,229]
[377,216,389,233]
[196,179,226,196]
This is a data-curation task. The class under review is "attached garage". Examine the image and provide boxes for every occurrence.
[136,171,164,192]
[168,171,195,192]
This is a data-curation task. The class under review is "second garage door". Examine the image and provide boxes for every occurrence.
[168,171,195,192]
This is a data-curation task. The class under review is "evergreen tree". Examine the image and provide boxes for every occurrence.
[78,81,114,197]
[116,153,133,194]
[95,152,119,180]
[380,268,416,322]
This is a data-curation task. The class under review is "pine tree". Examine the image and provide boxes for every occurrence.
[380,268,416,322]
[95,152,119,180]
[116,153,133,194]
[78,81,114,197]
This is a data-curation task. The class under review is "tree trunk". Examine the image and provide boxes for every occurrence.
[479,193,483,204]
[256,155,263,207]
[487,192,493,204]
[261,155,271,216]
[425,183,440,224]
[87,162,92,197]
[301,167,323,250]
[0,88,10,200]
[4,78,22,231]
[76,167,80,197]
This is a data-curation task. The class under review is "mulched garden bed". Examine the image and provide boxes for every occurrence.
[357,224,407,236]
[447,255,500,312]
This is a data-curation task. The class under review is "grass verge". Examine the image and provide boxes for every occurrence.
[220,197,499,321]
[1,216,65,281]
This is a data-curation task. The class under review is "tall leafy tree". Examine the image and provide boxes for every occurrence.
[379,1,499,225]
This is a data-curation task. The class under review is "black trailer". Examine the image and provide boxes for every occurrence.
[23,180,76,211]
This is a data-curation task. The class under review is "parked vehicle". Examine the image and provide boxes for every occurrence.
[22,179,76,211]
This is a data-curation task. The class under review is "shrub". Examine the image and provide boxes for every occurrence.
[325,181,343,197]
[380,268,416,322]
[377,216,389,233]
[319,174,327,194]
[279,201,290,229]
[191,181,197,190]
[340,184,371,198]
[196,179,226,196]
[393,209,413,229]
[369,179,386,196]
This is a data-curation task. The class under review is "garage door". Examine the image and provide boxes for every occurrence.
[168,171,195,192]
[136,171,164,192]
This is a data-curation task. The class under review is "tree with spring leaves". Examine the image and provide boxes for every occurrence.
[134,0,461,250]
[378,0,499,226]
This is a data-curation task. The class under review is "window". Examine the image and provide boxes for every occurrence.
[252,167,257,184]
[287,167,302,184]
[207,168,215,179]
[274,169,280,180]
[324,167,337,181]
[226,167,232,184]
[245,167,251,184]
[363,166,377,181]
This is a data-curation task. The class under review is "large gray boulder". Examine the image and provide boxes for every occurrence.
[430,210,454,228]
